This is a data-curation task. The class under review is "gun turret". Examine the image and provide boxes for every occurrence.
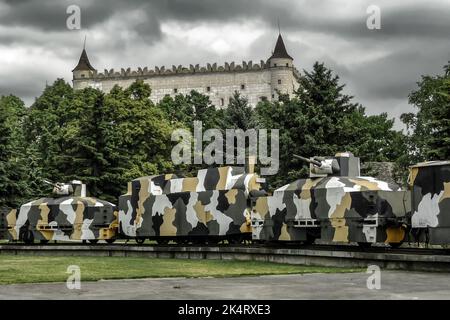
[42,179,86,197]
[293,154,322,167]
[294,154,341,178]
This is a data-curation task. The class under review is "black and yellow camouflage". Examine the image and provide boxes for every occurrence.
[251,152,410,246]
[118,166,263,243]
[409,161,450,244]
[6,181,118,243]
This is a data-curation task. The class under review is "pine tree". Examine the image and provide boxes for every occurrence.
[256,62,405,188]
[224,91,256,130]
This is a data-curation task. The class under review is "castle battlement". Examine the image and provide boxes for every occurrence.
[91,60,274,79]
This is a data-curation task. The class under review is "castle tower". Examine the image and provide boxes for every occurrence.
[72,47,96,90]
[267,33,295,99]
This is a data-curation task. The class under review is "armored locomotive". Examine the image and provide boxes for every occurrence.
[0,180,117,244]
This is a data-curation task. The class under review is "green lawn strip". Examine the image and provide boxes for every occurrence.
[0,255,362,285]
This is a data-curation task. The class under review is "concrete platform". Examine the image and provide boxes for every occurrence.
[0,271,449,300]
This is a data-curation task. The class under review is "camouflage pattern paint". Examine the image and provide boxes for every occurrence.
[410,161,450,244]
[251,153,410,245]
[13,196,117,242]
[0,182,118,243]
[0,207,18,240]
[118,166,262,241]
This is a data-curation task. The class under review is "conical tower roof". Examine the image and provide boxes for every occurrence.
[268,34,293,60]
[72,49,96,72]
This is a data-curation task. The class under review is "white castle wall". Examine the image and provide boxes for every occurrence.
[73,61,300,107]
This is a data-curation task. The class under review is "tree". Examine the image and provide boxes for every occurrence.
[0,95,34,207]
[401,63,450,162]
[256,62,405,188]
[25,79,177,202]
[100,81,176,200]
[24,79,76,184]
[223,91,256,130]
[157,90,223,130]
[346,110,407,163]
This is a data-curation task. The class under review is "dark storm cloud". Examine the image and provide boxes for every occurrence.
[2,1,449,42]
[0,70,47,100]
[326,44,449,101]
[1,0,116,31]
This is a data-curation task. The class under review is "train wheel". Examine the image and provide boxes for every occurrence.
[191,238,206,245]
[175,238,189,245]
[88,239,99,244]
[388,242,403,249]
[23,230,34,244]
[105,239,116,244]
[156,239,169,245]
[206,238,220,245]
[357,242,372,248]
[303,234,316,245]
[135,238,145,245]
[229,236,243,244]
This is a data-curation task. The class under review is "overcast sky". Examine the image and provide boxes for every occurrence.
[1,0,449,128]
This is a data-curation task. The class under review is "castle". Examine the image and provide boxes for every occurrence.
[72,33,300,107]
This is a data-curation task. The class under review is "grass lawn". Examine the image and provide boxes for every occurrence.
[0,255,362,285]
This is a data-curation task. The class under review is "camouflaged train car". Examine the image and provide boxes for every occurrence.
[118,166,265,244]
[5,181,118,244]
[251,152,411,247]
[409,161,450,244]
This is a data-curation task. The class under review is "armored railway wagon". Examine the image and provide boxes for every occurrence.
[118,166,264,244]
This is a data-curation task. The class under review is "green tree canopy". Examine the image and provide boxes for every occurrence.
[256,62,405,187]
[401,63,450,162]
[0,95,33,207]
[223,91,257,130]
[157,90,223,130]
[25,79,177,202]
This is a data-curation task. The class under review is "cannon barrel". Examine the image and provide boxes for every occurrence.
[42,179,54,186]
[293,154,322,167]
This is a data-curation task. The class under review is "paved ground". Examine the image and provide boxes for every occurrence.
[0,271,449,299]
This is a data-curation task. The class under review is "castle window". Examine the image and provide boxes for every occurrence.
[272,94,275,99]
[206,86,211,92]
[220,98,224,106]
[241,84,245,90]
[174,88,178,93]
[286,63,289,67]
[81,74,85,78]
[274,63,277,67]
[278,79,282,85]
[260,96,267,102]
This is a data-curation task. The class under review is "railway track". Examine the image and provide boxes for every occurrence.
[1,240,448,254]
[1,242,449,272]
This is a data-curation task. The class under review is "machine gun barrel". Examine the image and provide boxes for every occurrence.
[42,179,55,186]
[293,154,322,167]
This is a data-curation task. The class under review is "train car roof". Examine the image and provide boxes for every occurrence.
[410,160,450,168]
